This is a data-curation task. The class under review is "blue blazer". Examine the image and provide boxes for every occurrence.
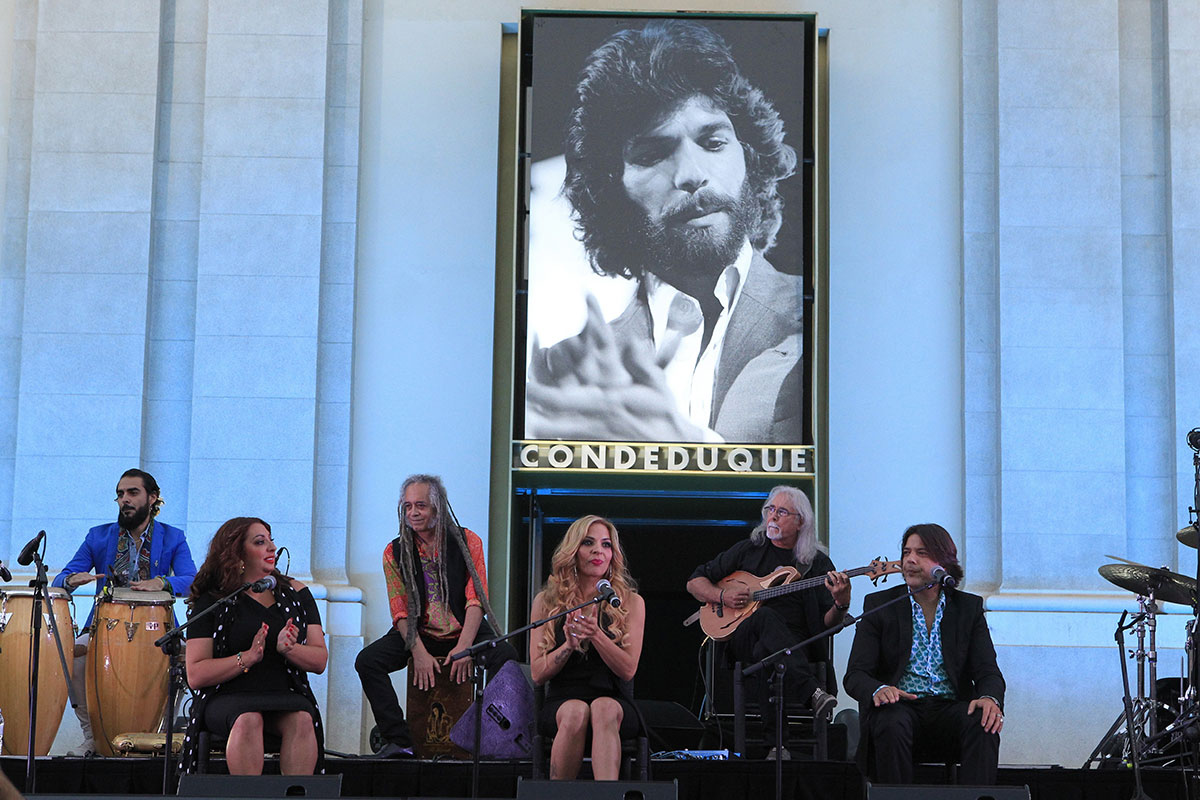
[52,520,197,625]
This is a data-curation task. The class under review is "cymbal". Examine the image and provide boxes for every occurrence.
[1099,562,1196,607]
[1177,525,1200,549]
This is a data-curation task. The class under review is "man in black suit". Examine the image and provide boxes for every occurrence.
[844,523,1005,784]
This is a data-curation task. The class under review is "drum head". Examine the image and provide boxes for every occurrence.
[109,588,174,605]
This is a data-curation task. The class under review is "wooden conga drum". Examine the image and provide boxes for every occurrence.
[87,589,173,756]
[0,586,74,755]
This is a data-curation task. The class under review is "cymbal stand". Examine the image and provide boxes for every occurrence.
[1085,606,1157,772]
[1142,591,1160,739]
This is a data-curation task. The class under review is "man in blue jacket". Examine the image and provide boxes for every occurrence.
[52,468,197,756]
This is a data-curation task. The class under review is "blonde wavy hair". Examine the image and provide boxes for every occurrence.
[537,515,638,656]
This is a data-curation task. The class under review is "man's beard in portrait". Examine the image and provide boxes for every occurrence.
[617,181,760,293]
[118,502,151,532]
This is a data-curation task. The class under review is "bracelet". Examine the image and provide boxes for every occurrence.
[835,602,850,611]
[236,651,249,673]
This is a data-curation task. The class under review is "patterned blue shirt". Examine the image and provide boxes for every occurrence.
[896,591,955,698]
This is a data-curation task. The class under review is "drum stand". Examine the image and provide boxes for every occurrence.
[1085,595,1174,771]
[22,540,81,794]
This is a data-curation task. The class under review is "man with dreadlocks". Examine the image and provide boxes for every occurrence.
[355,474,517,758]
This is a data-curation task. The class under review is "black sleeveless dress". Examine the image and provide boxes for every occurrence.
[181,583,324,773]
[540,619,640,739]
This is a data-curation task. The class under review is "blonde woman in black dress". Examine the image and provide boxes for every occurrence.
[530,515,646,780]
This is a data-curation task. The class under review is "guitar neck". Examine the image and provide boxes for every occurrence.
[751,564,879,601]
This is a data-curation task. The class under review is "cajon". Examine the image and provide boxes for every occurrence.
[406,656,473,758]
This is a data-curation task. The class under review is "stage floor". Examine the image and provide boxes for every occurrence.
[2,755,1193,800]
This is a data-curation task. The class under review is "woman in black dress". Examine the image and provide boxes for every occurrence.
[530,515,646,780]
[182,517,327,775]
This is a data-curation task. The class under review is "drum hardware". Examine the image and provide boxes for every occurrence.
[6,530,80,794]
[1094,429,1200,775]
[1087,564,1187,770]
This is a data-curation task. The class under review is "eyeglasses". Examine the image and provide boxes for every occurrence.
[762,505,797,519]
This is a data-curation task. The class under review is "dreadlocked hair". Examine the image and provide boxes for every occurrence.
[395,474,501,650]
[537,515,638,656]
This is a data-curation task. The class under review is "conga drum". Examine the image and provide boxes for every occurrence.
[87,589,174,756]
[0,586,74,755]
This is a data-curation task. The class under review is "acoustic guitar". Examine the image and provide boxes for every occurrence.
[697,557,901,640]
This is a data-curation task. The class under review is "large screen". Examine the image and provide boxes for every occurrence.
[514,12,816,474]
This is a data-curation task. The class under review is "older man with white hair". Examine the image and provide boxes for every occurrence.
[687,485,849,753]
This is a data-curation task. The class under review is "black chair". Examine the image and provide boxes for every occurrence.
[705,638,832,759]
[531,683,650,780]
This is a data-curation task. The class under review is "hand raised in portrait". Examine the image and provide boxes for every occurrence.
[526,294,712,442]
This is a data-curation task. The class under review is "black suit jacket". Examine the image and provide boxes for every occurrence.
[601,251,804,442]
[843,584,1005,769]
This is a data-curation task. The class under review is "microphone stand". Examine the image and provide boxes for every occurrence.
[1190,440,1200,773]
[450,595,611,800]
[740,579,939,800]
[153,580,268,795]
[22,545,81,795]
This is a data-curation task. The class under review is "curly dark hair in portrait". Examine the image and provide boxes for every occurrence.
[189,516,288,603]
[901,523,965,586]
[563,19,797,280]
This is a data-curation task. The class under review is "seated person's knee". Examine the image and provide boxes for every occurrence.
[589,697,623,730]
[556,700,590,735]
[231,712,264,736]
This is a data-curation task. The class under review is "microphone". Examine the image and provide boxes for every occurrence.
[17,530,46,566]
[931,565,958,589]
[0,559,10,582]
[1188,428,1200,453]
[251,575,276,593]
[596,578,621,608]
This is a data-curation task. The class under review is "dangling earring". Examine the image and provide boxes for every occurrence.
[239,561,245,574]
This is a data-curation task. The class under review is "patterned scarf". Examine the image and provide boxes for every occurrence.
[180,579,324,774]
[113,519,153,585]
